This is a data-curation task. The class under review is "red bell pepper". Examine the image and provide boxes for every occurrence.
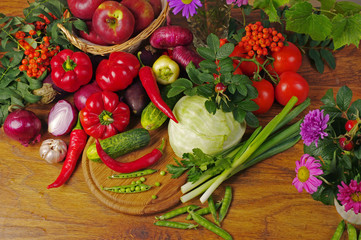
[79,91,130,139]
[96,52,140,91]
[50,49,93,92]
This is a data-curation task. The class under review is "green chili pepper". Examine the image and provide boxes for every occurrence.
[188,209,233,240]
[154,220,198,229]
[155,205,200,220]
[331,220,345,240]
[108,169,157,179]
[219,186,232,224]
[101,183,151,193]
[186,201,222,220]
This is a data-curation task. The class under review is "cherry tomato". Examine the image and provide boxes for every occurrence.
[271,42,302,75]
[345,119,358,132]
[251,79,274,115]
[339,137,354,151]
[232,60,243,75]
[275,71,309,106]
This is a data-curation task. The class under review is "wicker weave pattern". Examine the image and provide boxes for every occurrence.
[59,0,169,55]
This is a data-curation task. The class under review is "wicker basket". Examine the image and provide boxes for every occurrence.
[58,0,169,55]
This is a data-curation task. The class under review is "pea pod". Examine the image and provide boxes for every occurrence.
[186,201,222,220]
[108,169,157,179]
[101,183,151,193]
[154,220,198,229]
[219,186,232,224]
[347,223,357,240]
[331,220,345,240]
[188,209,233,240]
[208,195,220,226]
[155,205,200,220]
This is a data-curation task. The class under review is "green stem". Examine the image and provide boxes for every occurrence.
[313,8,337,16]
[0,26,26,51]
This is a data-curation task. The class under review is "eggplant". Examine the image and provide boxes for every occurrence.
[138,45,162,67]
[123,78,150,116]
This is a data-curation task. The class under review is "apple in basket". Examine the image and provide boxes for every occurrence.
[146,0,162,17]
[122,0,154,33]
[92,1,135,45]
[78,21,109,46]
[67,0,106,20]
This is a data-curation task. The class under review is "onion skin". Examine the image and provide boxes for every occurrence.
[3,109,42,147]
[172,46,203,68]
[48,100,78,136]
[73,81,102,111]
[150,25,193,49]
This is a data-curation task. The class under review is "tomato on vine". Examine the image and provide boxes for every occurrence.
[251,79,274,115]
[270,42,302,75]
[275,71,309,106]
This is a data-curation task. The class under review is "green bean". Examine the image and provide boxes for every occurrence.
[155,205,200,220]
[154,220,198,229]
[101,183,151,193]
[347,223,357,240]
[219,186,232,224]
[331,220,345,240]
[186,201,222,220]
[208,195,219,225]
[108,169,157,179]
[188,209,233,240]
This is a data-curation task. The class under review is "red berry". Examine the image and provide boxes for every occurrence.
[345,119,358,132]
[339,137,354,151]
[215,83,227,94]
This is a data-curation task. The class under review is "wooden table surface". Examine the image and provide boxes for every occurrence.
[1,1,361,239]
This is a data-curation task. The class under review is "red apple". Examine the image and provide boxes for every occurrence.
[121,0,154,33]
[78,21,109,46]
[146,0,162,17]
[67,0,106,20]
[92,1,135,45]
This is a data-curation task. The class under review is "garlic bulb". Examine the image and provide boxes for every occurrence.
[39,139,67,164]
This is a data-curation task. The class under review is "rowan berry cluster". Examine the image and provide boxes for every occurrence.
[239,21,285,57]
[15,31,60,78]
[33,13,57,31]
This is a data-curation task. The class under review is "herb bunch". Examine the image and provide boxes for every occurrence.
[167,34,260,128]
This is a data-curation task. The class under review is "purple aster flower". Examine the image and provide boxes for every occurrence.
[337,180,361,214]
[226,0,248,7]
[300,109,329,147]
[168,0,202,19]
[292,154,323,194]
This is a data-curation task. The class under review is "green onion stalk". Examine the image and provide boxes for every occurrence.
[180,96,309,203]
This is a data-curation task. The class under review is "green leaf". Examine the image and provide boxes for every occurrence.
[320,88,335,107]
[205,100,217,114]
[308,48,324,73]
[253,0,290,22]
[216,43,234,59]
[167,86,186,98]
[236,84,248,96]
[245,111,259,127]
[304,138,337,162]
[232,107,246,123]
[309,40,320,47]
[42,1,63,19]
[218,58,234,73]
[196,84,214,98]
[285,2,332,41]
[318,0,336,11]
[198,73,214,83]
[331,14,361,50]
[72,19,88,33]
[199,60,218,73]
[238,100,260,111]
[320,38,331,47]
[336,85,352,111]
[197,47,216,61]
[347,99,361,119]
[311,184,335,205]
[206,33,220,53]
[228,84,236,94]
[334,1,361,16]
[320,48,336,69]
[340,154,352,170]
[186,63,202,85]
[171,78,193,89]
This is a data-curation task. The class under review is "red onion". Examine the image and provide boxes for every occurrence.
[48,100,78,136]
[3,109,42,147]
[73,81,102,111]
[172,46,204,68]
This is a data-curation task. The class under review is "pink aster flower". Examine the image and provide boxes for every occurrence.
[226,0,248,7]
[337,180,361,214]
[300,109,329,147]
[292,154,324,194]
[168,0,202,19]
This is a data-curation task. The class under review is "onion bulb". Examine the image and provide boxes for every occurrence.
[48,100,78,136]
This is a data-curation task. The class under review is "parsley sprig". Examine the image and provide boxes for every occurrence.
[167,34,259,128]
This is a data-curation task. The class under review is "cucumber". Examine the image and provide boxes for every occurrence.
[141,85,182,130]
[87,128,151,162]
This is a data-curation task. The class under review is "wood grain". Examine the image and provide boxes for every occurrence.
[1,1,360,239]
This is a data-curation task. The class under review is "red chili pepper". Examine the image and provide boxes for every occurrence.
[47,116,88,189]
[95,138,165,173]
[139,66,178,123]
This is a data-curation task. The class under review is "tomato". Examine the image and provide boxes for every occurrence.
[275,71,309,106]
[251,79,274,115]
[232,60,243,75]
[239,56,265,77]
[271,42,302,75]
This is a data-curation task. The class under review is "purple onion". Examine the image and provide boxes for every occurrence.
[172,46,204,68]
[73,81,102,111]
[3,109,42,147]
[48,100,78,136]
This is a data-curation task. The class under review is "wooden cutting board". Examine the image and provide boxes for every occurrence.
[81,124,187,215]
